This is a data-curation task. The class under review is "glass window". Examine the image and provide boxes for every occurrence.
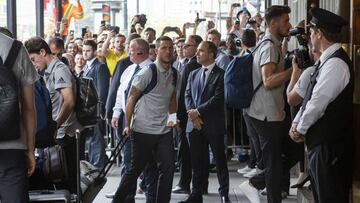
[0,0,6,27]
[17,0,36,41]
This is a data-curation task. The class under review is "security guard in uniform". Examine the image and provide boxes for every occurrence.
[290,7,354,203]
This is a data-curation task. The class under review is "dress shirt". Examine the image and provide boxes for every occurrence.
[294,43,350,134]
[202,62,216,83]
[84,57,96,75]
[112,58,152,118]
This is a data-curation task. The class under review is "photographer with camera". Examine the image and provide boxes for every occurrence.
[286,43,321,189]
[130,14,148,34]
[101,29,127,76]
[226,3,251,37]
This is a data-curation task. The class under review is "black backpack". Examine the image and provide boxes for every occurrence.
[136,63,178,99]
[74,75,101,128]
[0,40,22,141]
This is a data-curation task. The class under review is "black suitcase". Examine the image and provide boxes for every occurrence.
[76,129,128,203]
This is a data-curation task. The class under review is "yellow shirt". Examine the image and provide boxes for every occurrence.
[105,49,127,76]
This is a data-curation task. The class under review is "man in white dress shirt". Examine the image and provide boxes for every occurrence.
[290,8,354,203]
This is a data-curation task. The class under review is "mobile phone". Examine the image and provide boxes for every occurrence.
[168,27,178,32]
[69,30,74,36]
[234,20,240,25]
[248,18,257,24]
[110,26,120,34]
[233,3,241,7]
[187,23,195,28]
[101,20,106,26]
[149,43,155,49]
[81,28,87,37]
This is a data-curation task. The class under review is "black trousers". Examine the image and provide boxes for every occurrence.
[308,139,353,203]
[245,116,284,203]
[244,114,262,169]
[188,129,229,196]
[112,131,175,203]
[176,126,192,189]
[0,149,28,203]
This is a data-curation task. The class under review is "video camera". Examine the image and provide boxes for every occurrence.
[284,27,313,69]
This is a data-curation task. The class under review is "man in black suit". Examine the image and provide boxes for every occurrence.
[82,39,110,169]
[173,35,202,194]
[180,41,230,203]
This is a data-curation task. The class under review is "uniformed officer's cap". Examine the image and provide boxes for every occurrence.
[308,7,347,33]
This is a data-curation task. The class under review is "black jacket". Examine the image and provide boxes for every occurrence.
[105,56,133,119]
[185,65,225,134]
[177,57,201,128]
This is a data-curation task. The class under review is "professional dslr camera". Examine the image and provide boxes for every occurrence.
[284,27,313,69]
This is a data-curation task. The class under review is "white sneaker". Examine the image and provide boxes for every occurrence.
[237,166,253,174]
[105,191,116,198]
[243,168,258,178]
[239,181,260,203]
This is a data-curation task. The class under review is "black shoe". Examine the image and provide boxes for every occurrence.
[172,185,190,194]
[221,196,231,203]
[290,175,311,188]
[178,193,203,203]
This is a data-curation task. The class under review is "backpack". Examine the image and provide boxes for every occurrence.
[224,39,273,109]
[74,75,101,128]
[0,40,22,141]
[34,78,57,148]
[137,63,178,99]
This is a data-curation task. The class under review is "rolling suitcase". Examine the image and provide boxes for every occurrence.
[76,129,128,203]
[29,189,71,203]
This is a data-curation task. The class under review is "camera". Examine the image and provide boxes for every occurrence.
[69,30,74,36]
[284,27,313,69]
[110,26,120,34]
[149,43,155,49]
[196,13,206,23]
[133,14,147,27]
[81,28,87,37]
[248,18,257,25]
[101,20,106,27]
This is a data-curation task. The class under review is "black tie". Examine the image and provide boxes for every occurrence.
[199,68,208,92]
[125,64,141,101]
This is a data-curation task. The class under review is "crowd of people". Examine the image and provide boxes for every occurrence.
[0,3,354,203]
